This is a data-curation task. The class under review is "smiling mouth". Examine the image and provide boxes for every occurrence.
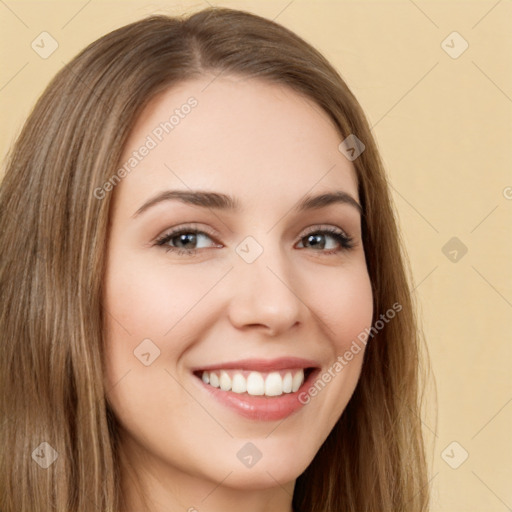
[193,367,316,397]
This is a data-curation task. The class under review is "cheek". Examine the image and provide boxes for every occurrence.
[101,252,231,388]
[298,265,373,419]
[101,255,209,432]
[103,255,213,334]
[306,264,374,350]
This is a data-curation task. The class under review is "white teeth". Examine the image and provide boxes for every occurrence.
[292,371,304,392]
[219,371,231,391]
[209,372,220,388]
[282,372,293,393]
[247,372,265,395]
[231,373,247,393]
[265,372,282,396]
[199,369,306,397]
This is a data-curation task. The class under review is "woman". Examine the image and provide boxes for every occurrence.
[0,7,430,512]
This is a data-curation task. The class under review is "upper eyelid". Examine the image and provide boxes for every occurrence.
[155,223,219,241]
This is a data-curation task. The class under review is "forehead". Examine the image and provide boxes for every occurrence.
[115,75,358,212]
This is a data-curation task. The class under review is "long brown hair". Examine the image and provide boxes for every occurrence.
[0,7,430,511]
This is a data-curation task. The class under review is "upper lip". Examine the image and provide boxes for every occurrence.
[192,357,320,373]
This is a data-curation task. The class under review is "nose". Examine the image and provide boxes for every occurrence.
[226,243,304,336]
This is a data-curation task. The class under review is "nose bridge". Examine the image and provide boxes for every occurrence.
[228,233,304,332]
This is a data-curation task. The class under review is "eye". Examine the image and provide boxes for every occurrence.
[296,227,354,255]
[154,224,355,257]
[154,224,220,255]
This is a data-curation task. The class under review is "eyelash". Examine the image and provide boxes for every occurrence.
[154,223,355,257]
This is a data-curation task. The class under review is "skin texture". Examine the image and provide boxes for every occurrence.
[102,75,374,512]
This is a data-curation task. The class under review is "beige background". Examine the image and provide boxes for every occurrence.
[1,1,511,510]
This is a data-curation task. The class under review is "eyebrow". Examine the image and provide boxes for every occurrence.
[131,189,362,218]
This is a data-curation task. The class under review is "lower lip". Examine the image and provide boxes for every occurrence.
[193,368,320,421]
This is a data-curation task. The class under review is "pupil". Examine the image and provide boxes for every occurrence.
[179,233,196,248]
[308,234,324,249]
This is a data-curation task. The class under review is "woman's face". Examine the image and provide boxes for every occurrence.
[103,75,373,500]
